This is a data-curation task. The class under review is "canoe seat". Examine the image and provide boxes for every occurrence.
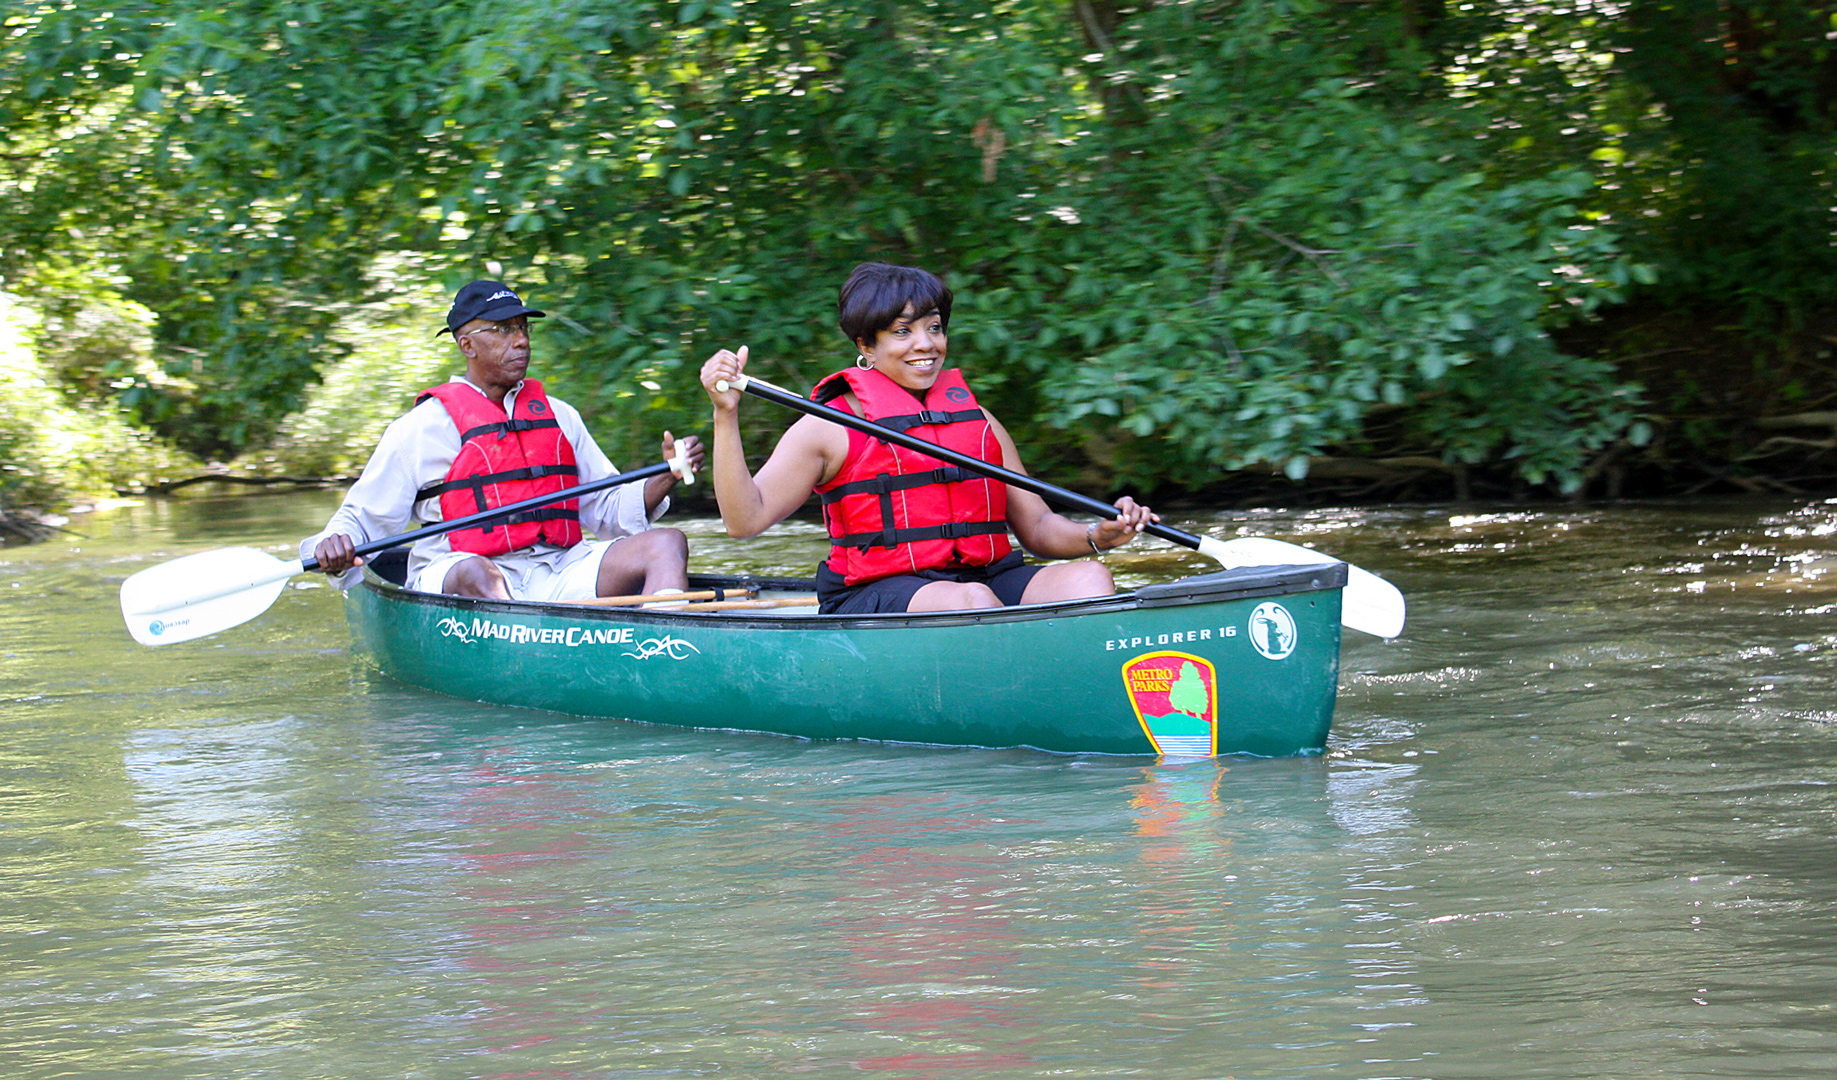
[369,547,411,586]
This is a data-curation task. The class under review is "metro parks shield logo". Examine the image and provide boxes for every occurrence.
[1122,651,1218,758]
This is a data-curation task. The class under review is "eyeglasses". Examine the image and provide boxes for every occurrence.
[461,319,530,338]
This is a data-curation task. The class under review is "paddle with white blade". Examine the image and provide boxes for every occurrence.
[119,445,696,646]
[715,373,1405,638]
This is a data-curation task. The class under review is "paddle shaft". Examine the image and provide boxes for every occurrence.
[723,376,1195,548]
[716,373,1407,639]
[302,459,676,572]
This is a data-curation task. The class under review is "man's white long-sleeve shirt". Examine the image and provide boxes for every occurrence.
[300,376,667,588]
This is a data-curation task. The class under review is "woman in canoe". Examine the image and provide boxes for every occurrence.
[699,261,1158,614]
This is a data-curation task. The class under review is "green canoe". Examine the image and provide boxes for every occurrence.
[344,559,1347,758]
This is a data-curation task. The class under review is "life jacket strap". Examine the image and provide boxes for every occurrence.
[874,407,984,434]
[469,506,580,530]
[831,519,1008,552]
[456,416,563,443]
[416,464,580,510]
[816,467,985,505]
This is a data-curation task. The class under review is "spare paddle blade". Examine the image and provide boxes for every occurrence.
[1196,535,1406,640]
[119,547,303,646]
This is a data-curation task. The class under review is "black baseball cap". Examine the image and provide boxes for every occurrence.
[439,280,547,336]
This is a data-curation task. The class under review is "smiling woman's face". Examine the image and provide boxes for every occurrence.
[858,304,947,394]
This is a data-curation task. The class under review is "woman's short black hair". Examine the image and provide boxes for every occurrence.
[837,263,953,347]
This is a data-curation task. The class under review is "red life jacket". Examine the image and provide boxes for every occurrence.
[812,367,1012,585]
[414,379,583,557]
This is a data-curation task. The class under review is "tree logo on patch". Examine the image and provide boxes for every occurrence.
[1122,651,1217,758]
[1248,602,1297,660]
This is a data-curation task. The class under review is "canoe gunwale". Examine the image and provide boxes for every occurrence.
[354,561,1348,629]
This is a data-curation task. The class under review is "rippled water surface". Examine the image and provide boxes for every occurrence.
[4,492,1835,1078]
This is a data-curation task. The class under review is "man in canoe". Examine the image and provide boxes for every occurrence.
[698,261,1157,614]
[303,279,705,601]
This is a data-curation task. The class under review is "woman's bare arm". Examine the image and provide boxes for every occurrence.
[986,413,1157,557]
[700,347,848,538]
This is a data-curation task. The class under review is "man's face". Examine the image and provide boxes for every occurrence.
[457,317,531,398]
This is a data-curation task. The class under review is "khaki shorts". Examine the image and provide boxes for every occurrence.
[411,540,615,602]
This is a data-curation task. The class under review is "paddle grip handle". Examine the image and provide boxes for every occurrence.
[670,440,695,486]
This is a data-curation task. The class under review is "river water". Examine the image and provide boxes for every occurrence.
[3,490,1835,1079]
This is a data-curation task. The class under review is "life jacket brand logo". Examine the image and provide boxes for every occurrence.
[945,385,971,404]
[527,400,547,414]
[1248,602,1297,660]
[1122,651,1217,758]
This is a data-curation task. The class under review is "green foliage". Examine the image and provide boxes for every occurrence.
[262,272,455,477]
[1434,1,1837,331]
[34,0,1837,497]
[940,10,1651,491]
[18,256,158,406]
[0,296,201,509]
[0,303,60,511]
[1613,0,1837,327]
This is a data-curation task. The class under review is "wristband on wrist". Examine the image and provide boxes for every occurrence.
[1086,521,1103,555]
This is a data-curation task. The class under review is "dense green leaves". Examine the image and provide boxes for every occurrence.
[5,0,1826,498]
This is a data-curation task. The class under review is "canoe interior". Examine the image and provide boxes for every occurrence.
[345,551,1347,759]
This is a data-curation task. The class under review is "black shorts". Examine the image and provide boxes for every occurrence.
[816,550,1042,614]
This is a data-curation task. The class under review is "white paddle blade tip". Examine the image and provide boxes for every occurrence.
[121,589,279,646]
[119,547,302,645]
[1341,567,1407,638]
[1195,535,1405,639]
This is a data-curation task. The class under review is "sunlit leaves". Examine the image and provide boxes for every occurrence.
[0,0,1671,491]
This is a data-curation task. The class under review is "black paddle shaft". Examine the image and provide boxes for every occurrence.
[735,377,1203,550]
[301,460,675,573]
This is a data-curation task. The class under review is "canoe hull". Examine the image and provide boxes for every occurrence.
[343,564,1345,758]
